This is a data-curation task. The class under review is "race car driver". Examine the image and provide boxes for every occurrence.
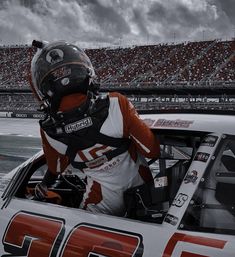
[30,40,160,216]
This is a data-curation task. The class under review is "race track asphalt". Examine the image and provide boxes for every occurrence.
[0,118,41,174]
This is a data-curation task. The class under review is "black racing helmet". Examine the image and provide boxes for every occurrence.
[30,40,98,113]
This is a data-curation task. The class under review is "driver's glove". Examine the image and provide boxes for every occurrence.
[35,183,48,200]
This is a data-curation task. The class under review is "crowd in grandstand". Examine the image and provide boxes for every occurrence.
[0,93,39,111]
[0,39,234,112]
[0,45,32,90]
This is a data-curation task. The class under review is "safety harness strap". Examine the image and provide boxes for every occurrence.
[70,139,131,169]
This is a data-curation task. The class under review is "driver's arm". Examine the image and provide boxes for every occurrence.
[35,129,70,199]
[40,128,70,175]
[35,169,58,199]
[41,169,58,186]
[116,92,160,158]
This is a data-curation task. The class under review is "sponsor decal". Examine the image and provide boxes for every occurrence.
[46,48,64,64]
[51,66,71,81]
[164,214,179,226]
[15,113,27,118]
[201,135,218,147]
[142,118,155,127]
[98,158,121,172]
[65,117,93,133]
[154,176,168,188]
[184,170,198,184]
[154,119,193,128]
[194,152,210,162]
[85,155,108,169]
[33,113,45,119]
[172,193,188,207]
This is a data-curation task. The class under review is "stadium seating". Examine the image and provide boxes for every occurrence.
[0,40,234,112]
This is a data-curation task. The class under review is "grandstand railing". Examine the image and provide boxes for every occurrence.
[100,80,235,95]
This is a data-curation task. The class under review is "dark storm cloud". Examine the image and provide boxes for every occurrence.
[148,2,201,27]
[146,0,234,42]
[215,0,235,23]
[147,2,166,21]
[132,8,149,36]
[0,0,234,47]
[148,2,203,40]
[85,0,130,36]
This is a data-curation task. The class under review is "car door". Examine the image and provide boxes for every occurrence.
[0,151,170,257]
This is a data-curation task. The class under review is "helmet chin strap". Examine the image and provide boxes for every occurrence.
[86,90,99,115]
[38,99,50,113]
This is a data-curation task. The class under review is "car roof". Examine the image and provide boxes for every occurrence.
[140,112,235,135]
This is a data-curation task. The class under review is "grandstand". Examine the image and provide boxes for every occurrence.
[0,39,234,113]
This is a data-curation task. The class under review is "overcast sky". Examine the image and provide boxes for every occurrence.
[0,0,234,48]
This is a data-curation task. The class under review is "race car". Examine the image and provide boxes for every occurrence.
[1,111,235,257]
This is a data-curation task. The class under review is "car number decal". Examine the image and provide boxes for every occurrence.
[163,232,227,257]
[2,211,65,257]
[2,211,143,257]
[61,223,143,257]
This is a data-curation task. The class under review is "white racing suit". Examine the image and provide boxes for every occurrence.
[40,92,160,216]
